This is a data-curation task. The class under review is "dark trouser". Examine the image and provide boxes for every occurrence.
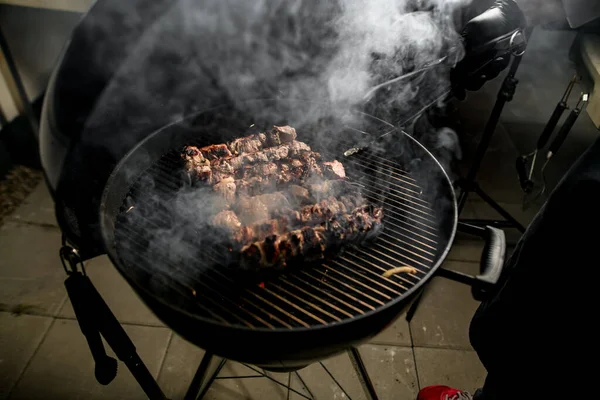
[468,136,600,399]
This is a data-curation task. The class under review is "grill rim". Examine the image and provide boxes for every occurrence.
[99,103,458,334]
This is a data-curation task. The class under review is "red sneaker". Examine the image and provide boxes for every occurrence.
[417,385,473,400]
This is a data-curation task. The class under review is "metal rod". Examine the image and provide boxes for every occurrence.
[459,219,518,229]
[294,371,316,400]
[279,276,355,318]
[458,53,524,213]
[348,348,379,400]
[319,362,353,400]
[436,267,478,286]
[241,364,313,400]
[471,184,526,233]
[184,353,226,400]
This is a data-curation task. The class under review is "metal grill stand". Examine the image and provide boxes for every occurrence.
[456,52,527,233]
[183,349,382,400]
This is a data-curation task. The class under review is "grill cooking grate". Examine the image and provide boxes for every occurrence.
[114,146,441,330]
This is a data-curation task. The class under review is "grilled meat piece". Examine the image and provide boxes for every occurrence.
[234,192,291,224]
[185,141,315,185]
[213,210,242,232]
[241,226,327,270]
[232,195,365,245]
[213,177,237,203]
[228,133,267,155]
[232,215,295,244]
[240,205,383,269]
[182,126,298,170]
[233,158,346,197]
[322,161,346,179]
[199,144,233,161]
[268,125,297,146]
[289,185,310,203]
[213,141,312,174]
[307,180,356,201]
[227,181,353,225]
[235,196,270,224]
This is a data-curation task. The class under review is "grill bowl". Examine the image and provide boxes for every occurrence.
[100,99,457,370]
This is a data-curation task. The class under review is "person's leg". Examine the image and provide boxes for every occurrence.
[468,136,600,397]
[419,136,600,399]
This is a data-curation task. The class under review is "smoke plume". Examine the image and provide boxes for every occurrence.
[80,0,470,285]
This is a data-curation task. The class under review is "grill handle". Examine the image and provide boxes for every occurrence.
[439,224,506,301]
[473,226,506,300]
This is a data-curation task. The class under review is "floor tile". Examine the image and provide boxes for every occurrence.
[0,312,53,398]
[291,350,368,400]
[59,255,164,326]
[409,261,480,350]
[357,345,419,399]
[8,182,57,227]
[0,222,67,316]
[157,334,206,399]
[292,345,418,400]
[414,347,486,394]
[446,238,482,263]
[204,361,303,400]
[370,311,411,346]
[9,319,171,400]
[159,342,416,400]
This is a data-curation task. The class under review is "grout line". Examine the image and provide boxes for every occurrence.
[411,345,478,353]
[407,323,422,392]
[366,341,477,353]
[6,316,57,399]
[155,330,174,383]
[53,314,166,328]
[5,218,60,230]
[0,308,57,319]
[369,340,413,346]
[54,293,69,318]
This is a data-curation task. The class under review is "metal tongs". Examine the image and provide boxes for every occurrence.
[519,80,589,208]
[516,74,579,193]
[344,29,527,157]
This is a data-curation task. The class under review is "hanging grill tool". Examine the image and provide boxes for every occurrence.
[517,75,588,207]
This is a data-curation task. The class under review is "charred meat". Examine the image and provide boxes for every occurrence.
[185,141,315,185]
[240,205,383,269]
[213,210,242,232]
[231,195,365,245]
[181,125,298,169]
[181,125,383,271]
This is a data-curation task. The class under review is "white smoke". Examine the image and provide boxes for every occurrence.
[83,0,470,148]
[84,0,470,281]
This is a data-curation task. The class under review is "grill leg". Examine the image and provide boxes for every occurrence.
[184,353,226,400]
[348,348,379,400]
